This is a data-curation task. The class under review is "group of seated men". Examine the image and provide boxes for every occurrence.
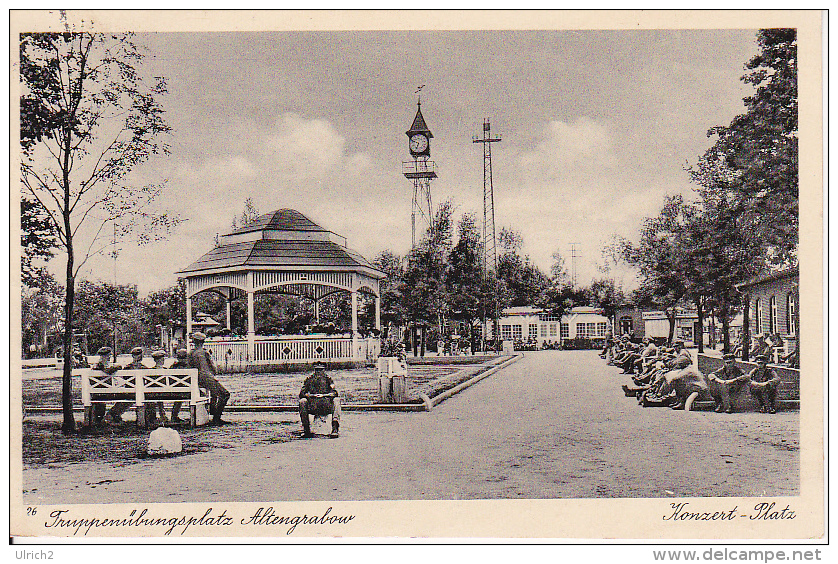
[89,331,231,427]
[603,335,781,413]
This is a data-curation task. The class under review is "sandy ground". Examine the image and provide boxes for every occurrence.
[21,350,798,503]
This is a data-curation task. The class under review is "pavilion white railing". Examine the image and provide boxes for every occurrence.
[203,335,380,371]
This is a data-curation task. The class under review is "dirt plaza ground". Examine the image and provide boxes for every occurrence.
[20,350,798,503]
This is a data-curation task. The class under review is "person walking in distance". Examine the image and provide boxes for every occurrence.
[188,332,230,425]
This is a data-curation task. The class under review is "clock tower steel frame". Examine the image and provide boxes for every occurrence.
[403,100,437,248]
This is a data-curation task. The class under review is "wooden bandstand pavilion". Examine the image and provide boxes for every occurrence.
[177,209,385,367]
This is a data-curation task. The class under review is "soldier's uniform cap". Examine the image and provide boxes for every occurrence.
[131,346,143,356]
[192,332,206,341]
[755,354,769,362]
[97,346,112,356]
[673,339,684,346]
[313,362,326,369]
[723,353,736,361]
[151,350,166,359]
[176,348,188,358]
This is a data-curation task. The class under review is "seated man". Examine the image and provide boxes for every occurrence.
[148,350,169,425]
[91,346,121,425]
[299,362,341,438]
[667,363,709,410]
[749,354,782,413]
[168,348,190,423]
[189,332,230,425]
[108,346,146,423]
[707,353,750,413]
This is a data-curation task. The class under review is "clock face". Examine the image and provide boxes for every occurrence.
[409,134,428,153]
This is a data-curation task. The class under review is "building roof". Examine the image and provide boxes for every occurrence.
[405,102,433,138]
[226,209,328,236]
[736,265,799,289]
[178,239,382,276]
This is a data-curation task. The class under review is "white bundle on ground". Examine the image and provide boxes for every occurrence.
[147,427,182,456]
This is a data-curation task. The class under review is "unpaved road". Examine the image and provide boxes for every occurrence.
[22,350,798,503]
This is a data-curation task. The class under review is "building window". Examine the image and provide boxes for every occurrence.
[586,323,597,337]
[550,323,557,337]
[501,325,512,340]
[576,323,587,338]
[512,325,523,340]
[753,298,762,334]
[560,323,569,339]
[540,324,547,337]
[529,325,538,339]
[787,293,796,336]
[619,316,633,335]
[539,313,559,321]
[597,322,607,337]
[769,295,778,335]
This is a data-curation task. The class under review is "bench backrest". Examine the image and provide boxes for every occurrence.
[78,368,200,405]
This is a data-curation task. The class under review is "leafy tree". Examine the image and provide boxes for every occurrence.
[447,213,488,351]
[20,32,178,433]
[401,201,454,354]
[550,249,569,283]
[230,197,260,230]
[587,278,625,328]
[619,196,691,344]
[21,198,58,285]
[373,250,406,337]
[496,227,550,308]
[21,270,64,355]
[694,29,797,267]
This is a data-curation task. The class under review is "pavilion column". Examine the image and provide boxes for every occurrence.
[226,298,231,331]
[351,289,359,360]
[247,272,255,362]
[375,295,381,332]
[186,296,193,349]
[314,299,320,325]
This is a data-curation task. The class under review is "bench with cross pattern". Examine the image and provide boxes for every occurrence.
[78,368,209,428]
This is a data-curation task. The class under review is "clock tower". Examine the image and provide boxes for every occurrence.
[403,100,437,247]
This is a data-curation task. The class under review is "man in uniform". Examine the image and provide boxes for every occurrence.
[298,362,340,438]
[148,350,169,425]
[749,354,781,413]
[707,353,750,413]
[169,348,190,423]
[188,332,230,425]
[91,346,120,425]
[107,346,146,423]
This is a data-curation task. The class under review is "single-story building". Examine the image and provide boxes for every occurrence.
[642,308,700,347]
[495,305,610,346]
[737,265,799,361]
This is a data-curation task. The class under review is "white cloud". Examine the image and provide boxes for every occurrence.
[517,117,617,181]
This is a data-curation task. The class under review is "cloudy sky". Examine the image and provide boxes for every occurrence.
[65,28,760,294]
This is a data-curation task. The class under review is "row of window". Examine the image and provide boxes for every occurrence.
[753,293,796,336]
[501,322,608,340]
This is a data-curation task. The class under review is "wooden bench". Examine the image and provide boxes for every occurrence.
[78,368,208,428]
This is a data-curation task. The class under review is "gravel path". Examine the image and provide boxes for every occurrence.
[21,350,798,503]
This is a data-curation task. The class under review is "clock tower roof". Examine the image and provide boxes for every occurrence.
[406,101,433,138]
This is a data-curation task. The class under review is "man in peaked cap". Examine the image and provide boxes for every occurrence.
[188,332,230,425]
[107,346,146,423]
[91,346,120,425]
[749,354,781,413]
[707,353,751,413]
[147,350,169,425]
[298,362,341,438]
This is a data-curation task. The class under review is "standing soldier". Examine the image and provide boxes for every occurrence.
[188,332,230,425]
[749,354,781,413]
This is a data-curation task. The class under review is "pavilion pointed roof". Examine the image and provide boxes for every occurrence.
[405,102,433,138]
[226,208,327,236]
[177,208,385,279]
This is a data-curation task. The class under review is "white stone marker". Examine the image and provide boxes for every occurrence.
[147,427,183,456]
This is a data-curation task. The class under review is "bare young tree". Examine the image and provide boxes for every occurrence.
[20,30,179,433]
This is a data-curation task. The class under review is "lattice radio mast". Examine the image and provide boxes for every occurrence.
[473,118,502,349]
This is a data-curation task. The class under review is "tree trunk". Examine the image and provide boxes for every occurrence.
[667,309,676,345]
[420,325,426,357]
[742,294,750,362]
[61,227,76,434]
[721,299,730,354]
[696,296,704,353]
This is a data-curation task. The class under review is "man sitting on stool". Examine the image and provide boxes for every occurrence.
[299,362,341,438]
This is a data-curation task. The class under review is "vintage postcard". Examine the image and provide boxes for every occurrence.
[10,10,825,542]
